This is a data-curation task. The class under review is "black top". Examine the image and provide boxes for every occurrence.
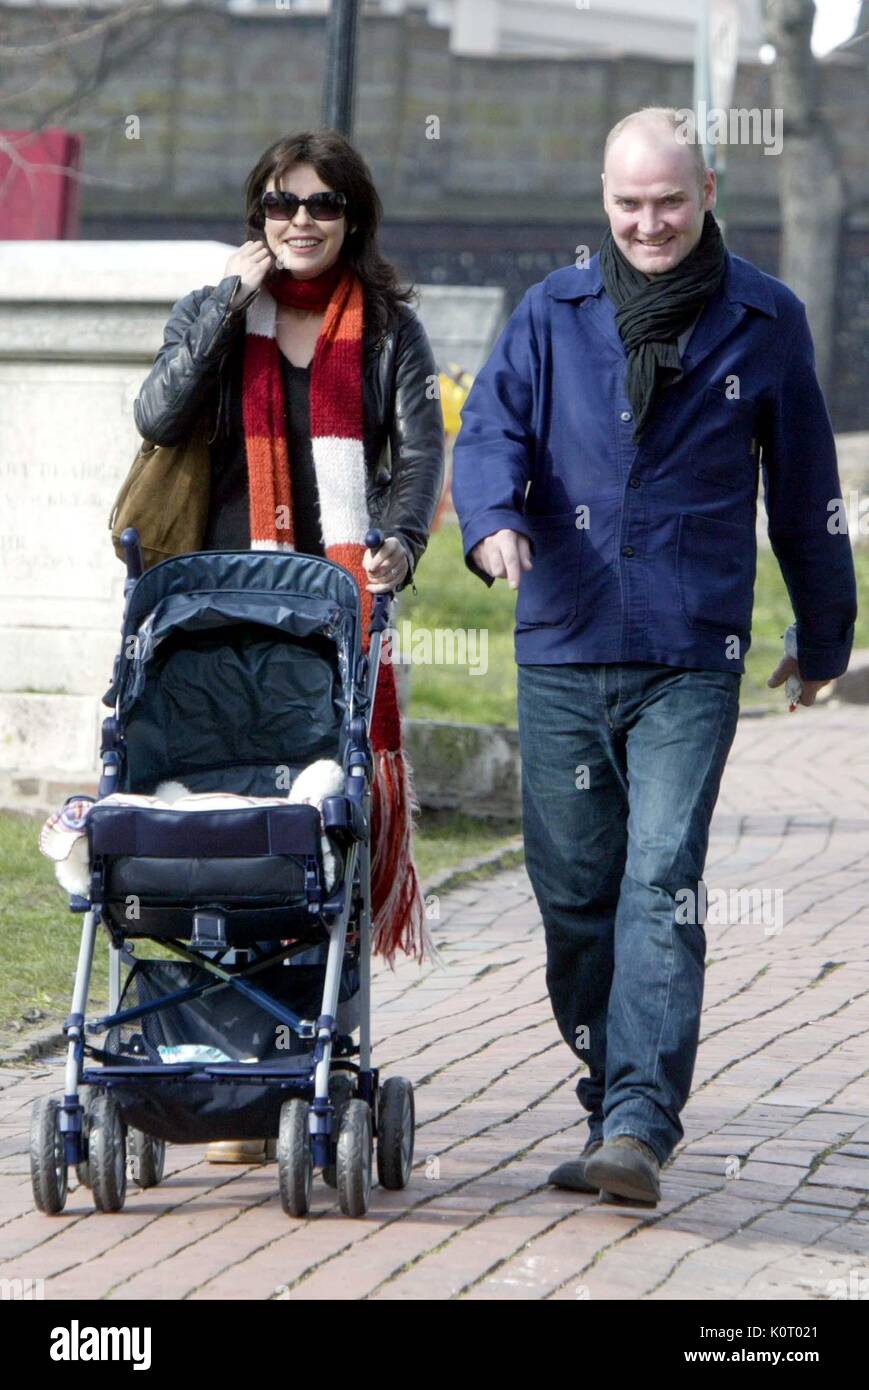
[202,353,325,556]
[282,358,325,556]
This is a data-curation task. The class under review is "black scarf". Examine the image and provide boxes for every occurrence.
[599,210,727,441]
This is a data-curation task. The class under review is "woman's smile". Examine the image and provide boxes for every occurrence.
[274,233,333,273]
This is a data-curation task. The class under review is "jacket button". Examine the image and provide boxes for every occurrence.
[629,476,641,488]
[620,410,633,422]
[622,545,635,557]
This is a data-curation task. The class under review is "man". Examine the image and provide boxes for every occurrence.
[451,107,857,1208]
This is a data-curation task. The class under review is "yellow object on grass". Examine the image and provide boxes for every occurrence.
[438,364,474,436]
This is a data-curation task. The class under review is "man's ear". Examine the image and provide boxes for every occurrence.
[600,171,607,210]
[703,168,717,212]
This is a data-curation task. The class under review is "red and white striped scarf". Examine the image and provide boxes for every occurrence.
[242,261,431,966]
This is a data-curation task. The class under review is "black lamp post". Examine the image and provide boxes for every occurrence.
[322,0,361,135]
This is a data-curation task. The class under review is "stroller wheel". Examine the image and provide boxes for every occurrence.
[128,1129,166,1189]
[30,1097,68,1215]
[278,1100,312,1217]
[322,1073,355,1189]
[376,1077,415,1190]
[337,1099,372,1218]
[75,1087,93,1189]
[89,1095,127,1213]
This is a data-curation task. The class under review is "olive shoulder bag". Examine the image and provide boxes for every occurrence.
[108,408,212,571]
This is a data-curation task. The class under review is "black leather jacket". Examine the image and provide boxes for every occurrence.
[133,273,445,591]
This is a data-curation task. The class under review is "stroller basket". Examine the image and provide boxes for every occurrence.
[92,957,361,1144]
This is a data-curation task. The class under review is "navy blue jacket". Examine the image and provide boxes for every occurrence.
[452,250,857,680]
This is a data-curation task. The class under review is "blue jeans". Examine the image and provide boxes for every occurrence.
[516,662,741,1165]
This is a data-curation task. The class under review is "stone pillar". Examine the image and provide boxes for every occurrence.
[0,241,236,812]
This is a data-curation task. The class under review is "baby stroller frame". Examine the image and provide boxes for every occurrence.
[31,527,415,1220]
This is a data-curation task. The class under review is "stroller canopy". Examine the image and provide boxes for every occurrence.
[104,551,364,797]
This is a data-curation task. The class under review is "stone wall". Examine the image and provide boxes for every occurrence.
[3,7,867,425]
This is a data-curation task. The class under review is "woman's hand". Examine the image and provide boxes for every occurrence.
[224,240,275,301]
[363,537,409,593]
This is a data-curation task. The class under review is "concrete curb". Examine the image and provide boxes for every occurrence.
[0,1027,68,1067]
[421,836,525,897]
[0,835,527,1067]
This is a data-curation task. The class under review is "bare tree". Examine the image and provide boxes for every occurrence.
[763,0,844,390]
[0,0,163,60]
[0,2,224,200]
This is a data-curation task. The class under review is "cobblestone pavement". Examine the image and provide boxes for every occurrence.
[1,706,868,1300]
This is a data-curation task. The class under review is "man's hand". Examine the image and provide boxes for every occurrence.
[223,240,275,302]
[363,536,409,593]
[767,655,833,708]
[470,529,533,589]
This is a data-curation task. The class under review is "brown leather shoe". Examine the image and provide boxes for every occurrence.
[596,1187,658,1209]
[547,1138,603,1193]
[585,1135,661,1205]
[205,1139,274,1164]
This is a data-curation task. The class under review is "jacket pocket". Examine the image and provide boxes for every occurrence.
[515,511,584,626]
[677,512,756,636]
[690,385,758,491]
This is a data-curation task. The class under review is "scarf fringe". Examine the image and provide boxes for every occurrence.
[369,747,442,969]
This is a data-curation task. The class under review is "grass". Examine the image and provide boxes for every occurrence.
[410,809,521,883]
[400,522,519,726]
[402,519,869,724]
[0,812,109,1045]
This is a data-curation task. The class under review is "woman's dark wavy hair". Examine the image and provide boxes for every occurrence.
[243,129,417,343]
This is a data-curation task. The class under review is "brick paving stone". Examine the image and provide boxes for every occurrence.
[806,1162,869,1191]
[1,705,868,1299]
[462,1207,649,1300]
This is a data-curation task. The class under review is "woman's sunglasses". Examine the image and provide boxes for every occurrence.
[260,190,347,222]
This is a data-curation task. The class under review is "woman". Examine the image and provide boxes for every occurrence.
[134,130,445,1163]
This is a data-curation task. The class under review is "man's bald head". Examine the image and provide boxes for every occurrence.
[601,106,716,275]
[604,107,707,196]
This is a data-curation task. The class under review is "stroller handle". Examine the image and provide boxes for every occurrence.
[121,525,392,628]
[120,527,144,580]
[365,527,386,559]
[364,528,395,636]
[123,527,390,590]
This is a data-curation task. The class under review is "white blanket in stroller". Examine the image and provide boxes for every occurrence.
[38,759,346,897]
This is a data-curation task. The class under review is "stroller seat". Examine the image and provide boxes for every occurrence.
[90,797,354,942]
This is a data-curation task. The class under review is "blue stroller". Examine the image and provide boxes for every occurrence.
[30,527,415,1219]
